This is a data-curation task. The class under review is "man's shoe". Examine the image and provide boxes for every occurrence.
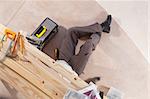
[101,15,112,33]
[101,15,112,27]
[103,26,110,33]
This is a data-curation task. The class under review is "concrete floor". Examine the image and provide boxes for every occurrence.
[0,0,149,99]
[98,0,148,63]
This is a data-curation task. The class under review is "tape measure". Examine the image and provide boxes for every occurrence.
[35,26,47,38]
[26,17,58,50]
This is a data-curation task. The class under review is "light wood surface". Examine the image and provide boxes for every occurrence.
[0,24,88,99]
[0,63,50,99]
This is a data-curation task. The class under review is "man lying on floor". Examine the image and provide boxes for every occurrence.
[42,15,112,80]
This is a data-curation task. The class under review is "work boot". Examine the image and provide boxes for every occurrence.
[101,15,112,33]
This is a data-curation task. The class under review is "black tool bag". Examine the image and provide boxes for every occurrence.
[26,17,58,50]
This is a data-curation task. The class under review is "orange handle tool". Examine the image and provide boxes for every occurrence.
[5,28,16,40]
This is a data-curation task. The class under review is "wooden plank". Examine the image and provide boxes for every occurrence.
[0,63,50,99]
[2,58,62,98]
[15,59,76,90]
[25,40,88,89]
[21,52,69,94]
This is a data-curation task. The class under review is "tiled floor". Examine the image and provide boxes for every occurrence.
[0,0,148,99]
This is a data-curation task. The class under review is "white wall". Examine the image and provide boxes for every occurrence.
[148,0,150,63]
[96,0,149,63]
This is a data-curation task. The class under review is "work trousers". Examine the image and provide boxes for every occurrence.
[43,22,102,75]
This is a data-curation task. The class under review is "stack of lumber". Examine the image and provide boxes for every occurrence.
[0,24,88,99]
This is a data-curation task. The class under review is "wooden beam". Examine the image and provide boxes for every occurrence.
[21,52,68,94]
[25,40,88,89]
[0,63,50,99]
[2,58,62,98]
